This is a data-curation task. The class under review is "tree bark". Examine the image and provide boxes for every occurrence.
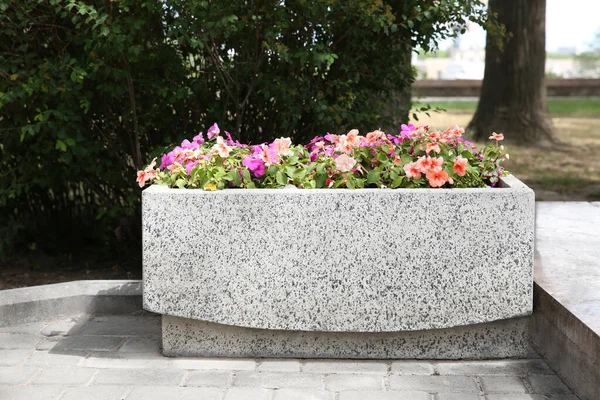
[467,0,555,145]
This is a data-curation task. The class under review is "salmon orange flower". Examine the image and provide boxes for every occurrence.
[403,162,422,179]
[426,142,441,154]
[426,168,449,188]
[453,156,468,177]
[489,132,504,141]
[418,156,443,172]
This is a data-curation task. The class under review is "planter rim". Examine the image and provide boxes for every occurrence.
[143,174,530,194]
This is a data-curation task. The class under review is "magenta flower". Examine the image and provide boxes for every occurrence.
[242,156,266,177]
[185,160,199,175]
[181,139,199,150]
[193,132,204,145]
[160,151,175,170]
[207,123,220,139]
[224,131,235,146]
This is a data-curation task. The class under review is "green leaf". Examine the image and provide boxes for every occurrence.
[275,170,287,185]
[366,170,380,184]
[391,176,404,188]
[55,140,67,152]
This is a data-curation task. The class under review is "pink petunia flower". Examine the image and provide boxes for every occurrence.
[271,137,292,156]
[335,154,357,172]
[211,136,232,158]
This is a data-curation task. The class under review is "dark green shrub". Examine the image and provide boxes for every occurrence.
[0,0,492,258]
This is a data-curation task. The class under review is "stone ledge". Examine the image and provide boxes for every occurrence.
[0,280,142,327]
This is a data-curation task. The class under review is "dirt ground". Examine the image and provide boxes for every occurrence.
[0,259,141,290]
[3,112,599,289]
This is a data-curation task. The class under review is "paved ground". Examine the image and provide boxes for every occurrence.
[0,312,578,400]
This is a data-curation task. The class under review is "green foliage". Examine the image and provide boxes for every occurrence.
[0,0,493,257]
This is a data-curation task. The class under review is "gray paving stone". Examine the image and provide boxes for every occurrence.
[0,349,31,366]
[303,360,387,374]
[185,370,232,388]
[233,371,324,389]
[257,359,301,372]
[436,394,481,400]
[31,366,98,385]
[390,361,435,375]
[52,335,125,352]
[35,338,61,351]
[517,360,554,375]
[485,395,547,400]
[170,358,256,370]
[60,386,128,400]
[0,321,46,334]
[0,333,42,349]
[71,316,160,337]
[388,375,479,393]
[480,376,528,393]
[338,391,430,400]
[437,360,554,376]
[0,366,40,384]
[83,352,171,369]
[118,338,160,353]
[41,317,82,337]
[324,374,384,391]
[0,385,64,400]
[272,388,333,400]
[437,360,525,376]
[223,387,272,400]
[24,350,86,366]
[527,375,573,395]
[126,386,223,400]
[93,368,185,386]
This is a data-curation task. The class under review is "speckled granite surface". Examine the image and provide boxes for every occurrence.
[143,175,534,333]
[162,315,534,359]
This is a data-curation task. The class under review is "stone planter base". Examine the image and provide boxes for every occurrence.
[162,315,534,359]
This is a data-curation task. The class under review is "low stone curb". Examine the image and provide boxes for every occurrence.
[0,280,142,327]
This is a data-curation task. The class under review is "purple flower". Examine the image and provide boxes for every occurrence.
[324,147,335,156]
[242,157,266,177]
[400,123,416,139]
[387,134,402,144]
[193,132,204,145]
[185,160,199,175]
[207,123,220,139]
[181,139,199,150]
[324,133,335,142]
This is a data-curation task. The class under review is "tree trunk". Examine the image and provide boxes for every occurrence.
[467,0,555,145]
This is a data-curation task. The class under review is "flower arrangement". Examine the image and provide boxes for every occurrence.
[137,123,508,190]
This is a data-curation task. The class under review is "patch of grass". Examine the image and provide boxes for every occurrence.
[415,97,600,117]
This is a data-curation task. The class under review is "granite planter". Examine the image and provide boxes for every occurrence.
[143,174,535,358]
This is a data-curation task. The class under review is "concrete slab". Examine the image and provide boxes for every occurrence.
[532,202,600,400]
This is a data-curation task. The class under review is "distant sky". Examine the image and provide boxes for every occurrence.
[439,0,600,53]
